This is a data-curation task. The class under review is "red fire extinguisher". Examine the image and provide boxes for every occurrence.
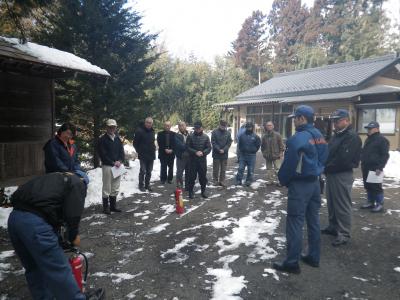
[175,187,184,214]
[68,249,88,292]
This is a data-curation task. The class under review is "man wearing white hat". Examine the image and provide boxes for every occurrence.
[98,119,125,214]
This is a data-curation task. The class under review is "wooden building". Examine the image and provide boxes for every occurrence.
[216,54,400,149]
[0,37,109,187]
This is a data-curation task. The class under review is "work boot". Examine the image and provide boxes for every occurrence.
[201,188,208,198]
[272,262,301,274]
[85,288,105,300]
[188,190,194,199]
[360,202,375,209]
[371,204,384,213]
[102,198,111,215]
[109,196,121,212]
[146,185,153,192]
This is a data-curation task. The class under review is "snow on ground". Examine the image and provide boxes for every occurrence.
[160,237,197,264]
[207,255,247,300]
[384,151,400,180]
[92,271,143,283]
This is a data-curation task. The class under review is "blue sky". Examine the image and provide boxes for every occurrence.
[131,0,399,63]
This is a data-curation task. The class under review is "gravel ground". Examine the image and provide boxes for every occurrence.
[1,153,399,300]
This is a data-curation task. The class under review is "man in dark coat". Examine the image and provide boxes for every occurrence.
[186,121,211,199]
[321,109,362,246]
[43,123,89,185]
[8,173,104,300]
[133,117,156,192]
[211,120,232,187]
[157,121,176,184]
[360,121,390,213]
[235,122,261,186]
[174,121,190,189]
[98,119,125,214]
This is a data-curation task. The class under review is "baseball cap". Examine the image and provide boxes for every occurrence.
[106,119,117,127]
[364,121,380,129]
[194,121,203,129]
[288,105,314,119]
[330,109,349,120]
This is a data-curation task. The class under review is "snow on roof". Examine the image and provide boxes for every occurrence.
[0,36,110,76]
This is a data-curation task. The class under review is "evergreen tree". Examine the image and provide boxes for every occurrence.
[36,0,157,166]
[268,0,309,72]
[230,10,270,84]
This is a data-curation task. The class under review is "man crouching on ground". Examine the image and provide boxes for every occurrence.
[273,105,328,274]
[8,172,104,299]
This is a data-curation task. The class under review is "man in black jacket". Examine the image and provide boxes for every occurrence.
[98,119,125,214]
[360,121,390,212]
[186,121,212,199]
[134,117,156,192]
[321,109,362,247]
[174,121,190,189]
[211,120,232,187]
[8,173,104,300]
[157,121,176,184]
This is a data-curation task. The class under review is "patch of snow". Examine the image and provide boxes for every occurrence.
[361,227,371,231]
[216,210,280,263]
[206,267,247,300]
[134,210,152,217]
[384,151,400,179]
[352,276,368,282]
[126,289,141,299]
[263,268,280,281]
[160,237,197,264]
[0,251,14,260]
[146,223,170,235]
[81,214,107,222]
[92,271,143,283]
[0,208,12,229]
[214,212,228,220]
[89,221,105,226]
[394,267,400,272]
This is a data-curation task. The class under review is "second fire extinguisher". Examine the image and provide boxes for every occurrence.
[175,187,184,214]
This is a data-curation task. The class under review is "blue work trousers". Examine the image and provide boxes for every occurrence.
[284,179,321,266]
[8,210,85,300]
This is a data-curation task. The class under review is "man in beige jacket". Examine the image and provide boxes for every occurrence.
[261,121,285,185]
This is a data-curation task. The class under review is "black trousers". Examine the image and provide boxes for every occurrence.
[160,155,175,182]
[139,159,154,188]
[188,157,207,192]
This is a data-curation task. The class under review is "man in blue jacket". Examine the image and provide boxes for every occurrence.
[273,105,328,274]
[235,122,261,186]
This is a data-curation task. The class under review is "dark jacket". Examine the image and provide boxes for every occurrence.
[133,126,156,161]
[11,173,86,243]
[175,131,189,159]
[186,131,211,159]
[43,136,81,173]
[157,130,176,159]
[325,125,362,174]
[361,132,390,171]
[98,134,125,167]
[211,128,232,159]
[238,131,261,155]
[278,123,328,187]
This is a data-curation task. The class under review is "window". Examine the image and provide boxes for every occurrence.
[357,107,396,134]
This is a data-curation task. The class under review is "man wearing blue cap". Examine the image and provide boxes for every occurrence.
[321,109,362,246]
[273,105,328,274]
[360,121,389,212]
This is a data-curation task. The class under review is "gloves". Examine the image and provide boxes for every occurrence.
[74,169,90,185]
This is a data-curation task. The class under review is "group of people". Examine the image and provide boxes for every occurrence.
[272,105,390,275]
[5,105,391,298]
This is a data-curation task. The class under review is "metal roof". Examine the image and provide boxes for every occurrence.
[236,54,400,101]
[215,85,400,107]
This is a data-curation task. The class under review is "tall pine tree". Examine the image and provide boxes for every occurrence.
[36,0,157,166]
[230,10,270,84]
